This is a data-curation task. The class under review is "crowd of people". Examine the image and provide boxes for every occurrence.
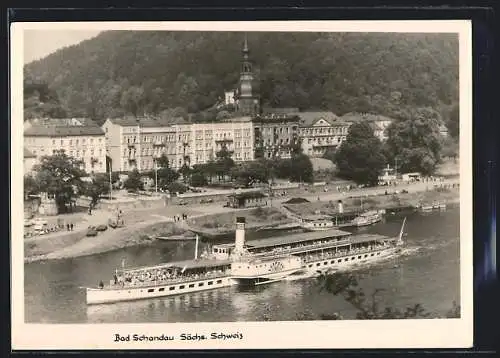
[109,266,229,288]
[302,242,388,263]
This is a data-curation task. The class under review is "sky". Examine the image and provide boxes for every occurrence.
[23,30,102,64]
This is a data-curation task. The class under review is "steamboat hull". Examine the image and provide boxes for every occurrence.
[86,276,236,305]
[304,246,398,274]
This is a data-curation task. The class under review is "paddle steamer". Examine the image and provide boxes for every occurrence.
[86,215,406,305]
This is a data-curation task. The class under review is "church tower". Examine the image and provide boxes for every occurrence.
[235,34,260,116]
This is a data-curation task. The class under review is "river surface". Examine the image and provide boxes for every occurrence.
[24,207,460,323]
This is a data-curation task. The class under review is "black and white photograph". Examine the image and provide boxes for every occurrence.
[11,20,472,349]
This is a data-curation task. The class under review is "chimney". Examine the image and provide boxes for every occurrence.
[234,217,246,253]
[337,200,344,214]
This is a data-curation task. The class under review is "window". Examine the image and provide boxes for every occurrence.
[179,285,185,289]
[147,289,154,293]
[358,256,362,259]
[208,281,213,286]
[169,287,175,291]
[351,257,355,260]
[188,284,195,288]
[76,139,79,145]
[371,253,375,256]
[198,282,204,287]
[52,140,55,145]
[216,280,222,284]
[159,288,165,292]
[316,263,321,267]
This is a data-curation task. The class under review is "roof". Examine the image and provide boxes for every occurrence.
[341,112,394,124]
[221,116,253,123]
[246,228,352,249]
[348,234,390,244]
[24,125,105,137]
[107,116,188,127]
[229,191,267,199]
[24,148,36,158]
[294,111,340,127]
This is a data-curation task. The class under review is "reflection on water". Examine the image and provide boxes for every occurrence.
[25,207,460,323]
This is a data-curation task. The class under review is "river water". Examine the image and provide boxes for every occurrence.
[24,207,460,323]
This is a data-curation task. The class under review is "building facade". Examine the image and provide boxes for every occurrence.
[24,123,107,174]
[102,117,254,173]
[252,114,300,159]
[23,148,36,174]
[341,112,393,142]
[297,112,351,157]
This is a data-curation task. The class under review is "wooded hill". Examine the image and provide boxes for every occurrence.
[24,31,459,123]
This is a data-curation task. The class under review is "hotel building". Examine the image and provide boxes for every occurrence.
[24,121,107,174]
[297,112,351,157]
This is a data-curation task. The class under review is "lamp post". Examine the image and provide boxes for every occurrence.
[155,160,158,194]
[108,158,113,200]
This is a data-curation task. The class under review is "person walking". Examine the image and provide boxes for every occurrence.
[70,223,74,231]
[66,223,70,231]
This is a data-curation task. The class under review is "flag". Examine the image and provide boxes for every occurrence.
[181,266,187,274]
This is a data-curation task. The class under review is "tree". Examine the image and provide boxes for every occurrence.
[335,122,386,185]
[82,173,110,208]
[446,103,459,139]
[123,169,143,192]
[215,145,235,182]
[385,108,442,176]
[32,152,86,213]
[189,170,208,187]
[148,155,179,189]
[24,174,39,198]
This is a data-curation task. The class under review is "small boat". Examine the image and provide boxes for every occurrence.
[300,215,335,231]
[351,210,383,227]
[156,235,197,241]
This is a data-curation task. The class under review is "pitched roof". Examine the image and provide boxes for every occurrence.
[24,125,105,137]
[341,112,394,124]
[24,148,36,158]
[107,116,188,127]
[294,111,341,127]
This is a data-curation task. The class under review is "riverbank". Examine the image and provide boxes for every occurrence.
[284,187,460,217]
[24,181,459,264]
[185,207,291,238]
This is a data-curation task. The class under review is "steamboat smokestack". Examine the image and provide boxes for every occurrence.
[337,200,344,214]
[235,217,246,253]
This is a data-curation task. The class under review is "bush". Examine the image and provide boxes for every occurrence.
[167,182,188,194]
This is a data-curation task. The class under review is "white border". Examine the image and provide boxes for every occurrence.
[11,20,473,350]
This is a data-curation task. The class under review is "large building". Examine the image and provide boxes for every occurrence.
[252,113,301,159]
[102,116,254,172]
[297,112,351,157]
[24,121,107,174]
[341,112,393,142]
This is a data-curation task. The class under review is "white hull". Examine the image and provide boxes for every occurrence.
[303,247,397,274]
[301,222,335,231]
[232,266,305,282]
[86,276,236,305]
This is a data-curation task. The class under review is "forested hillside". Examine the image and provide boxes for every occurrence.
[24,31,459,122]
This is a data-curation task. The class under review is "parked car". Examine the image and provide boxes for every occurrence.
[200,198,214,204]
[96,224,108,232]
[86,227,98,237]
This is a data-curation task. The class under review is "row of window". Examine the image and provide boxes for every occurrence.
[50,138,102,146]
[141,279,224,293]
[307,252,381,268]
[300,127,348,135]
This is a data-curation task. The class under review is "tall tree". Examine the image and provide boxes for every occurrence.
[335,122,386,185]
[81,173,110,208]
[385,107,442,175]
[32,152,86,213]
[123,169,143,192]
